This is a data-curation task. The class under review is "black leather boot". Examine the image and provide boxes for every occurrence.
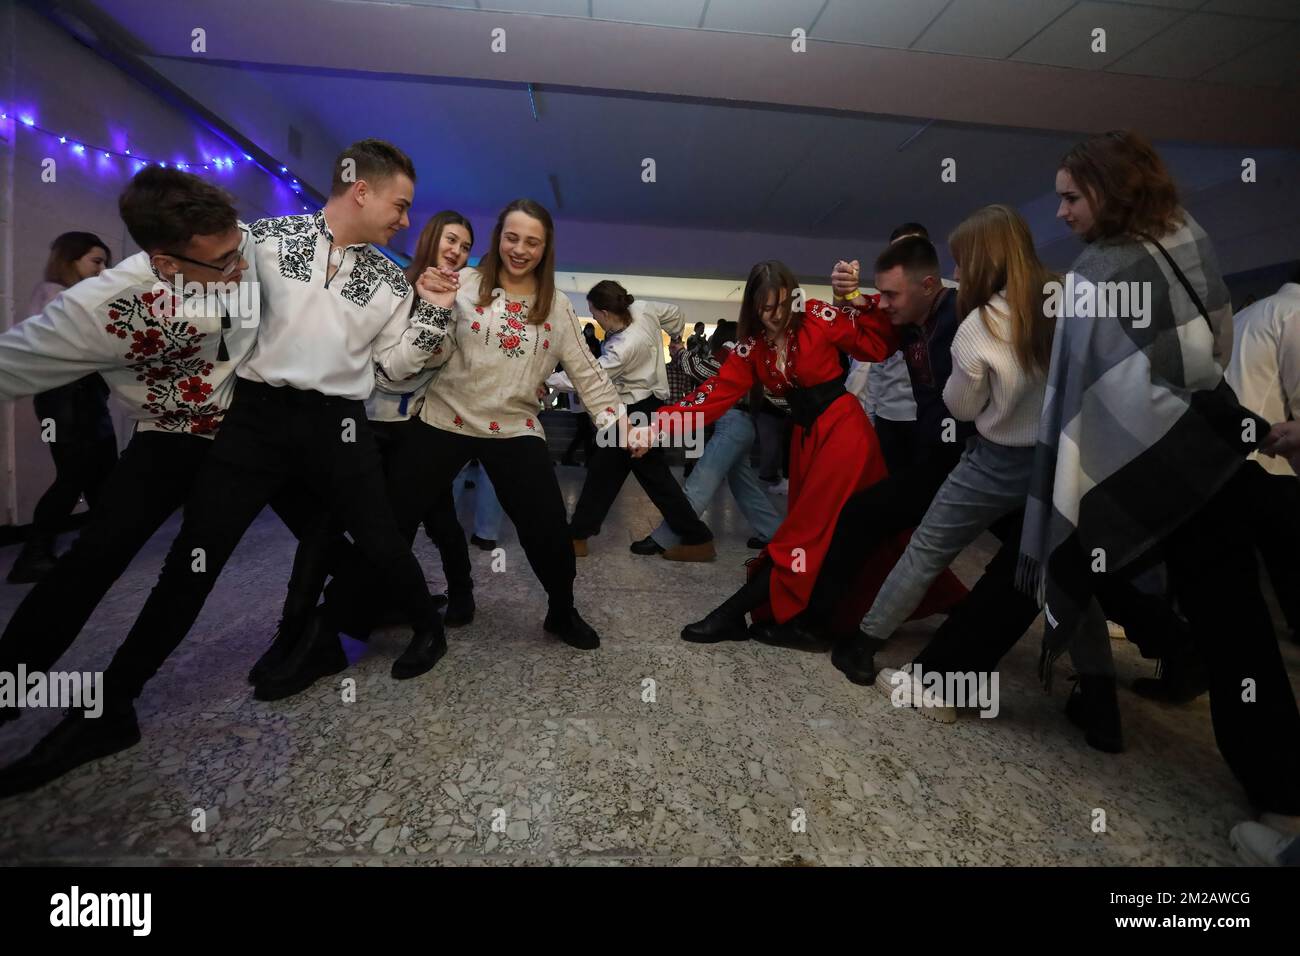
[544,607,600,650]
[391,623,448,680]
[630,535,665,556]
[831,632,880,685]
[0,706,140,798]
[749,613,831,651]
[1065,675,1124,753]
[681,564,770,643]
[253,609,347,701]
[247,615,306,685]
[1132,644,1208,705]
[443,589,475,628]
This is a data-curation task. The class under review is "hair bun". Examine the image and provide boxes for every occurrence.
[623,294,635,308]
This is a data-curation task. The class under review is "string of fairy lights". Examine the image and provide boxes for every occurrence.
[0,106,317,212]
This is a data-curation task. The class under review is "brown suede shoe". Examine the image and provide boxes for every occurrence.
[661,541,716,562]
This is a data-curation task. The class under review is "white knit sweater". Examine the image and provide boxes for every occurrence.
[943,293,1044,447]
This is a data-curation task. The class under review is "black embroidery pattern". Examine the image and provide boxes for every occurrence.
[250,214,316,283]
[340,249,411,309]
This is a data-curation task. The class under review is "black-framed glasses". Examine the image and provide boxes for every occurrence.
[163,234,247,279]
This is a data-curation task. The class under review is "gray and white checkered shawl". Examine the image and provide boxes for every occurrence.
[1017,212,1261,686]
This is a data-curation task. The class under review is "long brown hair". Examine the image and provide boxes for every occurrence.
[475,198,557,325]
[1059,130,1182,242]
[736,260,801,343]
[44,232,111,288]
[949,204,1058,376]
[404,210,474,285]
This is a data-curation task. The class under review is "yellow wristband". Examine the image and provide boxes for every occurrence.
[837,288,861,302]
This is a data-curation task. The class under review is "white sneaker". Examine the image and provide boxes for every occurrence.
[1230,821,1295,866]
[874,667,957,724]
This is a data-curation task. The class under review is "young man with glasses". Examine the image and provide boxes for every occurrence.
[0,142,451,795]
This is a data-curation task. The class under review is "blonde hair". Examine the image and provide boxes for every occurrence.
[949,204,1057,376]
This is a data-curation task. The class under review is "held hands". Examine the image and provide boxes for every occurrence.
[1261,421,1300,471]
[831,259,862,300]
[416,266,459,308]
[626,424,657,459]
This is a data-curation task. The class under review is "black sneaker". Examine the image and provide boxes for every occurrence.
[630,536,665,556]
[391,626,448,680]
[253,610,347,702]
[0,706,141,798]
[544,607,600,650]
[443,590,475,627]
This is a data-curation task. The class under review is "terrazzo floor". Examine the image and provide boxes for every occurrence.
[0,463,1295,866]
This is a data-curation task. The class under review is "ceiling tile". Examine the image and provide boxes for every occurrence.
[478,1,591,16]
[1012,1,1182,70]
[1199,24,1300,89]
[1107,12,1279,79]
[592,0,705,29]
[809,0,950,48]
[912,0,1075,59]
[703,0,827,35]
[1201,0,1300,19]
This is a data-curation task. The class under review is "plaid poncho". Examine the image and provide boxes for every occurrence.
[1018,211,1263,686]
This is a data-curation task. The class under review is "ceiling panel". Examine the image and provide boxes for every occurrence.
[809,0,950,48]
[1200,0,1300,18]
[911,0,1075,59]
[703,0,826,36]
[1012,1,1182,70]
[1108,12,1279,79]
[477,1,591,16]
[1199,25,1300,89]
[592,0,705,29]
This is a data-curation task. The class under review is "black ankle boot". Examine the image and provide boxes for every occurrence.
[681,563,770,643]
[253,610,347,701]
[248,615,307,685]
[7,533,57,584]
[1066,675,1124,753]
[391,623,448,680]
[0,706,140,798]
[749,614,831,651]
[630,535,665,556]
[1132,645,1208,705]
[544,607,600,650]
[443,590,475,628]
[831,632,879,685]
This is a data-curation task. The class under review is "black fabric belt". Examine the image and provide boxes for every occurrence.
[785,378,847,430]
[235,377,360,407]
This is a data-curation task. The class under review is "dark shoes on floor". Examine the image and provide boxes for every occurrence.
[1132,647,1209,705]
[248,615,306,684]
[443,590,475,628]
[470,535,496,552]
[7,536,57,584]
[544,607,600,650]
[0,706,141,799]
[630,535,665,556]
[253,609,347,702]
[831,633,879,685]
[391,625,448,680]
[746,537,769,550]
[749,616,831,651]
[1065,675,1124,753]
[681,610,749,643]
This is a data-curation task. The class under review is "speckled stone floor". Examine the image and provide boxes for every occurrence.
[0,463,1295,866]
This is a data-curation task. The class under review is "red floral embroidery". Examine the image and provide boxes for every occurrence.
[129,328,165,358]
[179,376,213,403]
[507,317,525,331]
[489,421,500,433]
[475,307,484,315]
[525,418,535,430]
[542,339,549,350]
[543,323,551,332]
[506,301,522,314]
[452,414,465,428]
[471,321,481,332]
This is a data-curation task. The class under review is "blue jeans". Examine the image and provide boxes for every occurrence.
[454,461,503,540]
[651,407,783,549]
[862,436,1034,641]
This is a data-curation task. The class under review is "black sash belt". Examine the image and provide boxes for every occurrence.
[784,378,847,430]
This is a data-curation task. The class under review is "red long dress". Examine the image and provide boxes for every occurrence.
[656,298,966,624]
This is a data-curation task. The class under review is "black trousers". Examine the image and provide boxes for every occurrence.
[872,416,920,477]
[30,381,118,537]
[0,428,325,681]
[100,380,437,708]
[806,440,965,625]
[284,418,472,641]
[327,420,577,628]
[1245,461,1300,637]
[569,396,712,544]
